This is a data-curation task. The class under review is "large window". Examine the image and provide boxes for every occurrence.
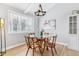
[8,10,34,33]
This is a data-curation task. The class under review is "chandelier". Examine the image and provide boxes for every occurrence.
[35,4,46,16]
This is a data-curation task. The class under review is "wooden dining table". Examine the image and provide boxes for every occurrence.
[35,37,49,55]
[25,36,49,56]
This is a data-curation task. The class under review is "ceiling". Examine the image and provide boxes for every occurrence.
[5,3,56,14]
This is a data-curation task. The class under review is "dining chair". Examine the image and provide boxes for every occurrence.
[43,32,49,38]
[43,32,50,50]
[25,36,37,56]
[43,35,57,56]
[36,38,46,56]
[25,36,44,56]
[49,35,57,55]
[28,33,35,37]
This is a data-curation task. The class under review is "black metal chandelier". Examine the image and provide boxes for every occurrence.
[35,4,46,16]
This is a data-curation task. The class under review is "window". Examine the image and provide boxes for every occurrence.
[8,10,34,33]
[69,16,77,34]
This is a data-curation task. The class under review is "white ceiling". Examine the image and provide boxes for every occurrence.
[5,3,56,14]
[5,3,31,11]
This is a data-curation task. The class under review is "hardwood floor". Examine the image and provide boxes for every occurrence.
[3,44,79,56]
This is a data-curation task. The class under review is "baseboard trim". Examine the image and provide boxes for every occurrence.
[56,42,67,46]
[5,41,79,52]
[6,42,25,50]
[68,47,79,51]
[56,42,79,51]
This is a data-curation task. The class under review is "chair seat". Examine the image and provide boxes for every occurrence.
[27,44,41,49]
[46,42,56,48]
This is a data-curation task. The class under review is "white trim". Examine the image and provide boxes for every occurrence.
[56,42,79,51]
[68,46,79,51]
[1,42,25,52]
[6,42,25,50]
[4,41,79,52]
[56,42,68,46]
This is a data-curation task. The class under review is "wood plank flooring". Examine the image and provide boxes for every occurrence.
[3,44,79,56]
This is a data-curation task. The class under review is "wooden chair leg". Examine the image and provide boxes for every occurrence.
[33,48,35,56]
[46,47,49,50]
[42,44,46,55]
[54,47,57,55]
[26,48,29,56]
[39,47,43,56]
[46,42,49,51]
[51,47,54,56]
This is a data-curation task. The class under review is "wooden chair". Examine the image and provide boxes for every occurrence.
[43,32,49,38]
[49,35,57,55]
[25,36,44,56]
[36,38,46,56]
[43,35,57,56]
[28,33,35,37]
[43,32,49,50]
[25,36,37,56]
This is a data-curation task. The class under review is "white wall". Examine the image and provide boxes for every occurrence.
[40,3,79,51]
[0,4,27,49]
[0,3,79,51]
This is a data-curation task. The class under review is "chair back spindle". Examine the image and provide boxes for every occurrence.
[52,35,57,45]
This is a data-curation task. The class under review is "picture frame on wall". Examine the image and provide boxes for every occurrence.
[48,19,56,30]
[43,19,56,30]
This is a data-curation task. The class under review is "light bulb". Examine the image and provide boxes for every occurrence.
[0,18,4,28]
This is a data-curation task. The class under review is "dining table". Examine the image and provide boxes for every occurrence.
[25,35,49,56]
[35,37,49,55]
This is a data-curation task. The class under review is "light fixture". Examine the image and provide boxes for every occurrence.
[0,18,6,56]
[35,4,46,16]
[0,19,5,28]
